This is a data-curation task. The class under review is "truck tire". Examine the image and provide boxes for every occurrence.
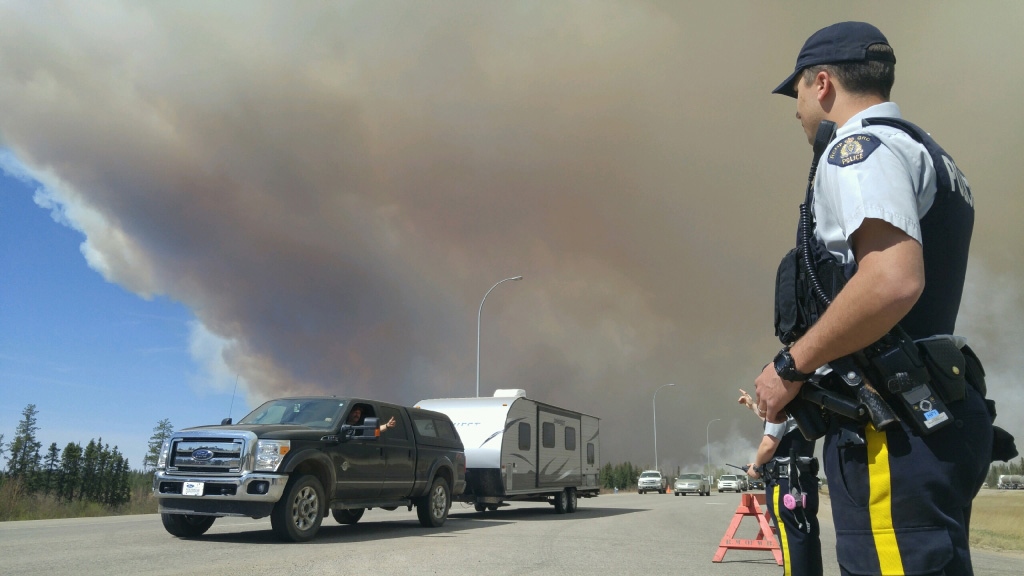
[417,477,450,528]
[553,489,569,514]
[566,489,578,513]
[161,513,215,538]
[271,474,325,542]
[332,508,365,525]
[474,502,487,513]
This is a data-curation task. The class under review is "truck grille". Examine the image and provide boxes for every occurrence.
[169,438,245,474]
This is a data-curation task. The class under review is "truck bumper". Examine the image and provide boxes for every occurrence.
[152,471,288,517]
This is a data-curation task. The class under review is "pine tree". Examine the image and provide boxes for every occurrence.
[58,442,83,502]
[42,443,61,496]
[95,442,111,502]
[79,439,99,501]
[143,418,174,471]
[7,404,43,485]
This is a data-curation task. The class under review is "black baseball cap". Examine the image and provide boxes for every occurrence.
[772,21,896,98]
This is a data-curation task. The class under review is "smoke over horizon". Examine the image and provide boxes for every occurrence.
[2,1,1021,471]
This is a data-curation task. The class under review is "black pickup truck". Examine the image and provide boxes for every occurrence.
[152,397,466,542]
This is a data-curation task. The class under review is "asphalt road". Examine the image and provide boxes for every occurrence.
[2,492,1020,575]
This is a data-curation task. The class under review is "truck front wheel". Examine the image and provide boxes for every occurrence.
[161,513,215,538]
[271,474,325,542]
[417,477,450,527]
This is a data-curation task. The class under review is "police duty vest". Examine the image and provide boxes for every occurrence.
[858,118,974,339]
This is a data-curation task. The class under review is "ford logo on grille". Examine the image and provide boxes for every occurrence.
[192,449,215,462]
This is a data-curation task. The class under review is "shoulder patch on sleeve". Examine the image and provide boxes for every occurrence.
[827,134,882,167]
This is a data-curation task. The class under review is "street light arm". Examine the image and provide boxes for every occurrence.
[476,275,523,397]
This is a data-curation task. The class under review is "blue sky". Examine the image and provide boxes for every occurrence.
[1,168,249,469]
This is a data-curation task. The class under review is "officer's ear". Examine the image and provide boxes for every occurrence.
[813,71,836,103]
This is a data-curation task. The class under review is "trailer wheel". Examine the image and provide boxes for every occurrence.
[417,477,450,527]
[553,489,569,514]
[474,502,487,513]
[161,513,215,538]
[332,508,365,524]
[566,489,578,513]
[271,474,325,542]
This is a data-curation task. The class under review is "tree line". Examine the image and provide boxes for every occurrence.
[1,404,175,517]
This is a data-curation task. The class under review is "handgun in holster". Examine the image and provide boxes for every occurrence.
[787,325,953,440]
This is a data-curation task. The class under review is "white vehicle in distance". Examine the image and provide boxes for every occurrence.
[717,474,743,493]
[637,470,668,494]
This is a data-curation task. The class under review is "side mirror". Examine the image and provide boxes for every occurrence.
[221,417,233,425]
[340,417,380,440]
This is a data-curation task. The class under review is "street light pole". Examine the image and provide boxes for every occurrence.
[706,418,721,481]
[476,275,523,397]
[652,383,676,470]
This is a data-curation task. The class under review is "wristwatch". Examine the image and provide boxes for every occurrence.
[773,349,813,382]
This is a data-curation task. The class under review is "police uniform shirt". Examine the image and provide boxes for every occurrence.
[813,102,938,271]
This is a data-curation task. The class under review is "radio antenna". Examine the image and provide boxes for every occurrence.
[228,373,239,420]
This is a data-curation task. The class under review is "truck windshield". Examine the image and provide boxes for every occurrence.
[237,399,346,429]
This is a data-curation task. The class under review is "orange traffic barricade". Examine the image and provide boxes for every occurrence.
[712,492,783,566]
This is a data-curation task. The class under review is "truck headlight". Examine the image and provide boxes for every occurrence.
[156,440,171,469]
[254,440,291,471]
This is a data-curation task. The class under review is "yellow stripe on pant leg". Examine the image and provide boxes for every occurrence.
[773,485,791,576]
[866,424,904,575]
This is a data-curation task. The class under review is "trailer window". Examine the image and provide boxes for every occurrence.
[587,442,595,465]
[542,422,555,448]
[564,426,576,451]
[518,422,531,450]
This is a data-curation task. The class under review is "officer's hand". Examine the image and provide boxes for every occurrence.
[754,363,802,423]
[746,465,760,480]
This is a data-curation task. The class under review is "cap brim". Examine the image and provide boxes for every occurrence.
[772,70,800,98]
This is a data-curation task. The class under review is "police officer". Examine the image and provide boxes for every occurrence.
[754,22,994,575]
[740,390,821,576]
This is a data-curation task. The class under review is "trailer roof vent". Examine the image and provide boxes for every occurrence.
[493,389,526,398]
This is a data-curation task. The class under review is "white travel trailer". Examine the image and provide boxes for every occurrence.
[416,389,600,513]
[997,475,1023,489]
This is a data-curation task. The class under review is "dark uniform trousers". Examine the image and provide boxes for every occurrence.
[824,384,993,576]
[766,466,822,576]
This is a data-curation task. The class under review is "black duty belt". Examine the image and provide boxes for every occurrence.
[765,456,818,479]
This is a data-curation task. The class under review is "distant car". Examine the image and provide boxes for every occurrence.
[738,475,750,491]
[673,473,710,496]
[717,474,742,493]
[749,477,765,490]
[637,470,668,494]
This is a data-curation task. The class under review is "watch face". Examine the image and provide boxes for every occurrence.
[774,355,787,374]
[774,351,789,375]
[774,350,797,380]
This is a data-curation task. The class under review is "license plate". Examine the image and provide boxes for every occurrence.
[183,481,204,496]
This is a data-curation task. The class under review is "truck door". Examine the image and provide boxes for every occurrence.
[331,403,386,499]
[378,405,415,499]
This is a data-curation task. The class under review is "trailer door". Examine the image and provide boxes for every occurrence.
[537,407,582,488]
